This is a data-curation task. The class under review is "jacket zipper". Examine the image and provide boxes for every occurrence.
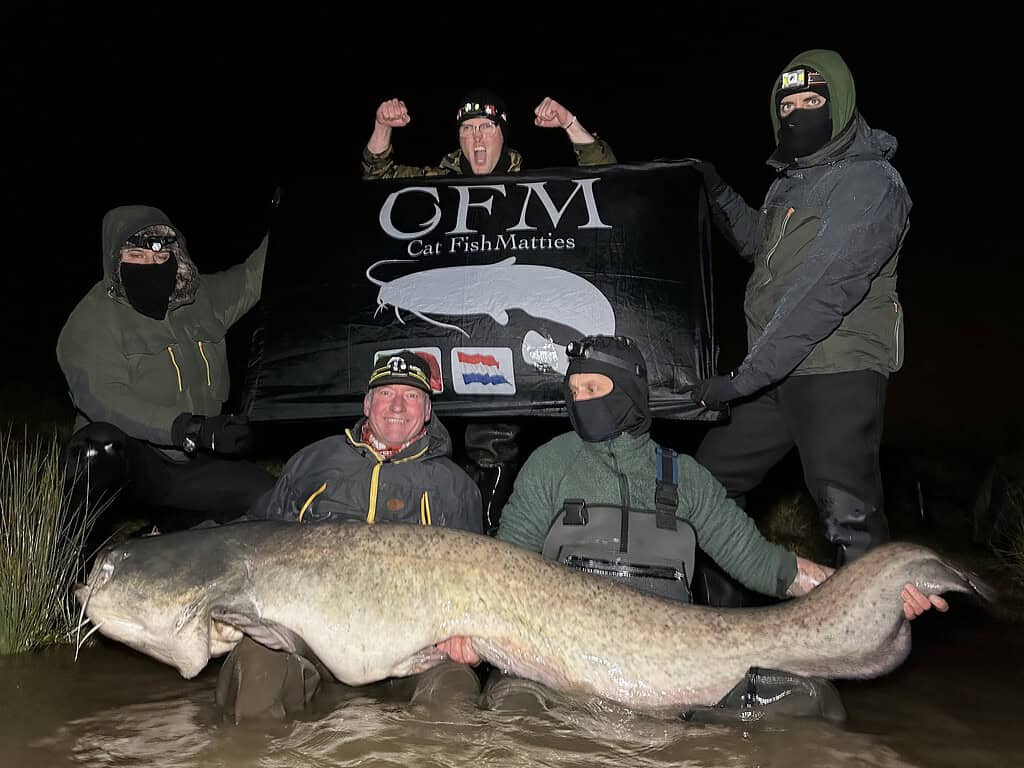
[420,491,432,525]
[197,341,212,387]
[166,347,183,393]
[893,301,903,368]
[298,482,328,523]
[759,207,795,287]
[366,462,383,523]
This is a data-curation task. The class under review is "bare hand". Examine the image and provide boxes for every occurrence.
[434,636,480,665]
[376,98,411,128]
[902,584,950,620]
[534,97,574,129]
[786,556,835,597]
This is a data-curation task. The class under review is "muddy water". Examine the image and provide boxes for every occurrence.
[1,604,1020,768]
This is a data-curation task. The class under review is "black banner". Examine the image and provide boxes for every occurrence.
[244,161,719,423]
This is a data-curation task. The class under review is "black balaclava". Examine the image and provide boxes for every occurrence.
[119,227,179,320]
[121,257,177,320]
[564,335,652,442]
[773,66,832,164]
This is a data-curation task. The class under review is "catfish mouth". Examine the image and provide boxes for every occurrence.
[74,581,187,668]
[98,615,148,638]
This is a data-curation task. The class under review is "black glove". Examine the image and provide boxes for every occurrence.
[691,375,741,411]
[172,413,253,456]
[693,160,725,197]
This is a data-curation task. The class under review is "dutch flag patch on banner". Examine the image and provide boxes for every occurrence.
[451,348,517,395]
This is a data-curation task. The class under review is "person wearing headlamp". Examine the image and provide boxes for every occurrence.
[495,335,946,620]
[57,205,275,528]
[362,89,615,179]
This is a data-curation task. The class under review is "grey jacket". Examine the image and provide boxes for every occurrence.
[249,415,482,533]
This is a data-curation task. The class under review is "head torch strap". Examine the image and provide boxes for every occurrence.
[569,347,645,377]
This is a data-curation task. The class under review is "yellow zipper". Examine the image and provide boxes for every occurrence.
[197,341,212,387]
[420,491,432,525]
[166,347,183,393]
[366,462,383,523]
[346,429,429,525]
[298,482,328,523]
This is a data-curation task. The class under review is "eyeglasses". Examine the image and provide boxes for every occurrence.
[458,121,499,137]
[125,234,178,252]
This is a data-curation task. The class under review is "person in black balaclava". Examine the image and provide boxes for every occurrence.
[491,331,946,618]
[562,335,651,442]
[498,334,837,603]
[772,67,832,165]
[118,226,180,319]
[58,206,277,531]
[688,50,934,588]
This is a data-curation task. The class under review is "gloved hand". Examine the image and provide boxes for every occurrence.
[692,160,725,196]
[691,374,741,411]
[172,413,253,456]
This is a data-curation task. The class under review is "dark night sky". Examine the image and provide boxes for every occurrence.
[11,29,1020,451]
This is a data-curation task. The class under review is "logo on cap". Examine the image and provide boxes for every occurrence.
[385,356,409,373]
[371,347,443,393]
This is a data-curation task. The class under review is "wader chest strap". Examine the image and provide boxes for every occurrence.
[655,445,678,531]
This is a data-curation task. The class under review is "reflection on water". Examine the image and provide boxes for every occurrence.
[2,604,1020,768]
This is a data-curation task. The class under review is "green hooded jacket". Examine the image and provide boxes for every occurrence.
[706,49,912,395]
[57,205,267,450]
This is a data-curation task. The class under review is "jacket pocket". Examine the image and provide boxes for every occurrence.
[122,332,182,405]
[186,321,230,401]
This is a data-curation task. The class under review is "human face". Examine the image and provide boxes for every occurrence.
[567,373,614,402]
[363,384,431,446]
[458,118,504,175]
[779,90,828,118]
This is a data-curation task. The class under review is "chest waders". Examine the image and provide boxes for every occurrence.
[542,445,696,602]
